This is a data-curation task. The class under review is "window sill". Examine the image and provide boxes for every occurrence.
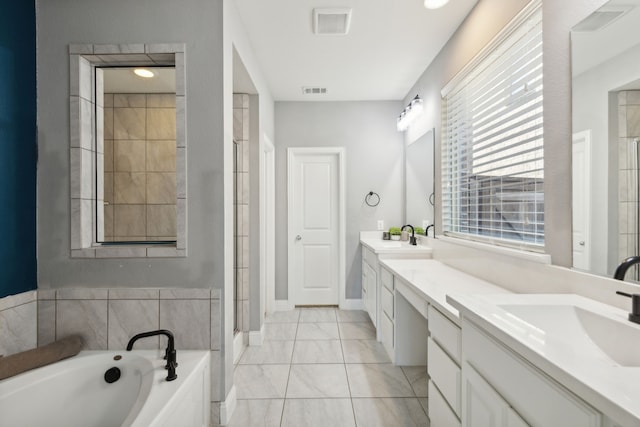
[71,245,186,258]
[437,235,551,265]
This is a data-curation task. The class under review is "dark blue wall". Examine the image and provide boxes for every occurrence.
[0,0,37,298]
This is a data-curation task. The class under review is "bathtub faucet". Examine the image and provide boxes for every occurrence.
[127,329,177,381]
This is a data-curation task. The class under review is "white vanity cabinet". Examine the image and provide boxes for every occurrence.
[379,266,395,358]
[462,318,602,427]
[361,246,378,326]
[428,304,462,427]
[464,362,529,427]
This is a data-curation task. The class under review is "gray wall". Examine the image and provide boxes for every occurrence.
[37,0,225,290]
[274,101,404,300]
[402,0,607,268]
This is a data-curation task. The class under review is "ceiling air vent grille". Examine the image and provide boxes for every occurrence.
[302,87,328,95]
[313,8,352,35]
[573,7,631,32]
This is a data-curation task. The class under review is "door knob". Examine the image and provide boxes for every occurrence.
[296,235,302,241]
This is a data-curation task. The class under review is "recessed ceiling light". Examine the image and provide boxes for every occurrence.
[424,0,449,9]
[133,68,155,78]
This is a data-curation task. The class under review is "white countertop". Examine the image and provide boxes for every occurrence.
[378,258,511,324]
[448,293,640,427]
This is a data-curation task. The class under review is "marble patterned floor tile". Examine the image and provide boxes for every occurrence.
[338,322,376,340]
[263,322,298,341]
[341,340,391,364]
[239,340,295,364]
[292,340,344,364]
[299,308,337,323]
[265,310,300,323]
[346,364,415,398]
[418,398,429,416]
[234,364,290,399]
[296,322,340,340]
[286,364,350,398]
[336,309,371,323]
[401,366,429,398]
[228,399,284,427]
[281,399,355,427]
[352,398,429,427]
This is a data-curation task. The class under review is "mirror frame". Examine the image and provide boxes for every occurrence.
[69,43,187,258]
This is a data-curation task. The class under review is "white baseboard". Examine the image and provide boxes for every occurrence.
[249,324,265,346]
[218,385,237,426]
[276,299,363,310]
[275,299,293,311]
[340,298,364,310]
[233,332,244,364]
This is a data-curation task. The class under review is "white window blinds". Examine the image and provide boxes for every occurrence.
[442,0,543,248]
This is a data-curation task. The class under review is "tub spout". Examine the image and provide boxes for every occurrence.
[127,329,177,381]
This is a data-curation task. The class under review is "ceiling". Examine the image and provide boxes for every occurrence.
[103,67,176,93]
[234,0,478,101]
[571,0,640,80]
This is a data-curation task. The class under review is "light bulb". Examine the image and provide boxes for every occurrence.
[133,68,155,78]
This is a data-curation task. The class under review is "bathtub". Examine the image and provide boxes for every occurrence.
[0,349,210,427]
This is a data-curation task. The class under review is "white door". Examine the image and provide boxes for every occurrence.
[288,148,344,306]
[572,130,591,271]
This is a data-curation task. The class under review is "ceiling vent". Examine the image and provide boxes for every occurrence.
[313,8,352,35]
[302,87,328,95]
[573,7,632,32]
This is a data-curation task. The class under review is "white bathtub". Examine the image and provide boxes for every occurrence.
[0,350,210,427]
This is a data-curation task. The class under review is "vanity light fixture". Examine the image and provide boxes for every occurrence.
[424,0,450,9]
[397,95,424,132]
[133,68,155,78]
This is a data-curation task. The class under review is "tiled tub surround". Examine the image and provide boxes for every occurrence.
[36,287,223,408]
[103,93,177,242]
[234,93,250,334]
[69,43,187,258]
[0,291,37,356]
[618,90,640,275]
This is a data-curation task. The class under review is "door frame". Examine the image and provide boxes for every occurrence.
[572,130,591,270]
[261,135,276,316]
[287,147,346,308]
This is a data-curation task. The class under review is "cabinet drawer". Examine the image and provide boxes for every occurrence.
[380,266,394,291]
[381,285,394,319]
[428,304,461,364]
[381,312,394,356]
[363,246,377,267]
[428,337,461,417]
[463,320,601,427]
[429,380,461,427]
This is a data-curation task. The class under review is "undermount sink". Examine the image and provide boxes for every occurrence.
[499,304,640,367]
[378,241,403,248]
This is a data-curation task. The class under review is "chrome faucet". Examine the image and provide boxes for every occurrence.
[614,256,640,280]
[401,224,417,245]
[127,329,177,381]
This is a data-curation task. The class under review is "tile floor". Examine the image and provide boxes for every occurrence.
[227,307,429,427]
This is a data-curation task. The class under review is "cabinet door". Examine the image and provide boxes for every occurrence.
[463,362,530,427]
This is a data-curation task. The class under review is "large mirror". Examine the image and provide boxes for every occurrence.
[571,0,640,278]
[99,66,177,243]
[405,128,435,235]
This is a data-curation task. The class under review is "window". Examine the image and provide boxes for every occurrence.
[441,0,543,249]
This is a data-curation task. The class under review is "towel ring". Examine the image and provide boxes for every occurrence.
[365,191,380,207]
[428,192,435,206]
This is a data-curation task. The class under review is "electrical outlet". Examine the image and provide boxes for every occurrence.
[377,220,384,231]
